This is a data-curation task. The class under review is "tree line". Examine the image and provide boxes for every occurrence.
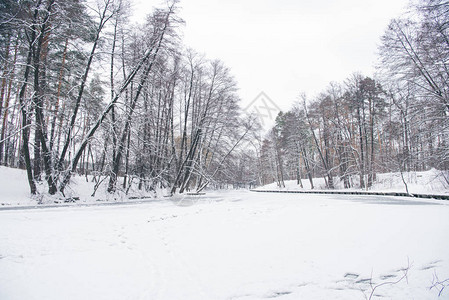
[0,0,255,196]
[0,0,447,197]
[256,0,449,191]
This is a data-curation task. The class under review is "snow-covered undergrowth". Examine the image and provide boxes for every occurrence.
[0,166,159,206]
[1,166,448,207]
[257,169,449,195]
[0,191,448,299]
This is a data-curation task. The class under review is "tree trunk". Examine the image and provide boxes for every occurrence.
[60,7,174,194]
[50,36,69,151]
[32,0,57,194]
[356,106,365,189]
[0,35,18,165]
[17,0,45,194]
[58,0,113,171]
[107,46,161,193]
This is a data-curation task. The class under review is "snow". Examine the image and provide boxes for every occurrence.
[1,166,447,208]
[256,169,449,195]
[0,167,33,205]
[1,190,448,299]
[0,166,156,207]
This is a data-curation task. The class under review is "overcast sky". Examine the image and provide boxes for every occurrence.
[132,0,409,111]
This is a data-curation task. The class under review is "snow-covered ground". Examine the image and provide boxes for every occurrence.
[0,166,156,207]
[1,190,448,299]
[257,169,449,195]
[1,166,447,208]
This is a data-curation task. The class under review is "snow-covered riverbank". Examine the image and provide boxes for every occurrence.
[1,190,448,299]
[1,166,448,208]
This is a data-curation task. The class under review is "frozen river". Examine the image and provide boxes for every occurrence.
[1,191,448,299]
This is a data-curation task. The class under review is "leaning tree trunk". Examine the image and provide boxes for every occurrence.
[60,6,174,194]
[107,56,156,193]
[57,0,114,172]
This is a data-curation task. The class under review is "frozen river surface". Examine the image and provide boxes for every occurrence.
[0,191,448,299]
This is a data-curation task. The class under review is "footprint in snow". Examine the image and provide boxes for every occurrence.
[266,290,292,298]
[355,278,372,284]
[343,272,359,279]
[421,260,442,270]
[380,274,397,280]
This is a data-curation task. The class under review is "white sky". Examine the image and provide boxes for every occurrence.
[132,0,409,111]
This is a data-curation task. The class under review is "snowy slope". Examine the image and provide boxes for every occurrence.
[0,166,156,207]
[257,169,449,195]
[1,166,447,207]
[0,191,448,299]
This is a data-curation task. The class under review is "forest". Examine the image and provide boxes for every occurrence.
[258,1,449,191]
[0,0,448,197]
